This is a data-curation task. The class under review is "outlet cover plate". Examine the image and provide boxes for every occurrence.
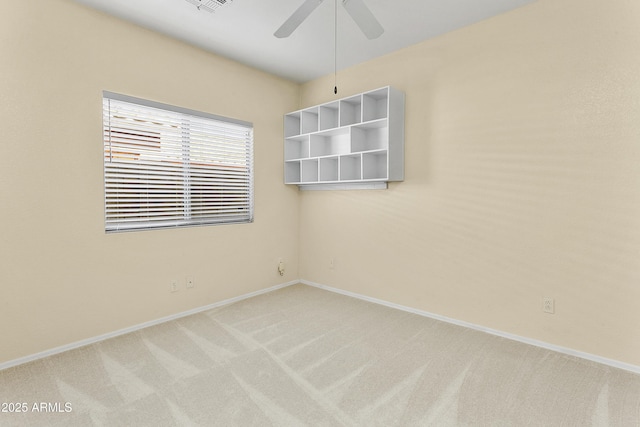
[543,297,555,314]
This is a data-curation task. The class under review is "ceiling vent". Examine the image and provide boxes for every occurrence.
[184,0,233,13]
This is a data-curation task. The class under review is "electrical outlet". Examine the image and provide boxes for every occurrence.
[170,280,179,293]
[278,259,285,276]
[186,277,195,289]
[543,297,555,314]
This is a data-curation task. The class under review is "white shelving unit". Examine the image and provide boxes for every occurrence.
[284,86,404,190]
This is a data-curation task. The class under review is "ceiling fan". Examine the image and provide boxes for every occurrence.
[274,0,384,40]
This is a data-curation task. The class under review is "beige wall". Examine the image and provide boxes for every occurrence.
[299,0,640,366]
[0,0,300,364]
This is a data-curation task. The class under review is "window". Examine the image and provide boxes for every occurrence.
[102,92,253,232]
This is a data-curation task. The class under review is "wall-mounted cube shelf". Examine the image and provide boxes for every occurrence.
[283,86,404,190]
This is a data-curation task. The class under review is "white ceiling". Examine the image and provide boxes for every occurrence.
[73,0,537,83]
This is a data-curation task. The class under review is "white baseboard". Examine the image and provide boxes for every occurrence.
[300,279,640,375]
[0,280,299,372]
[4,278,639,376]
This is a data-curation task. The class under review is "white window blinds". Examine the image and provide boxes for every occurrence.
[103,92,254,232]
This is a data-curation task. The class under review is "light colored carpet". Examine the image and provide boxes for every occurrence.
[1,283,639,426]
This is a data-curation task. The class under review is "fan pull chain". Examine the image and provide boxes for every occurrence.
[334,0,338,94]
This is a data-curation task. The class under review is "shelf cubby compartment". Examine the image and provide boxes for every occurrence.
[340,154,362,181]
[340,95,362,126]
[284,161,301,184]
[351,119,388,152]
[363,88,388,122]
[301,159,319,183]
[363,150,388,180]
[301,108,319,134]
[284,135,310,160]
[310,128,350,157]
[319,157,339,181]
[284,112,301,137]
[319,102,339,131]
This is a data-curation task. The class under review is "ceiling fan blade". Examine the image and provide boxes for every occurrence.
[274,0,324,38]
[341,0,384,39]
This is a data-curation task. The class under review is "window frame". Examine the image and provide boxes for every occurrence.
[102,91,254,233]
